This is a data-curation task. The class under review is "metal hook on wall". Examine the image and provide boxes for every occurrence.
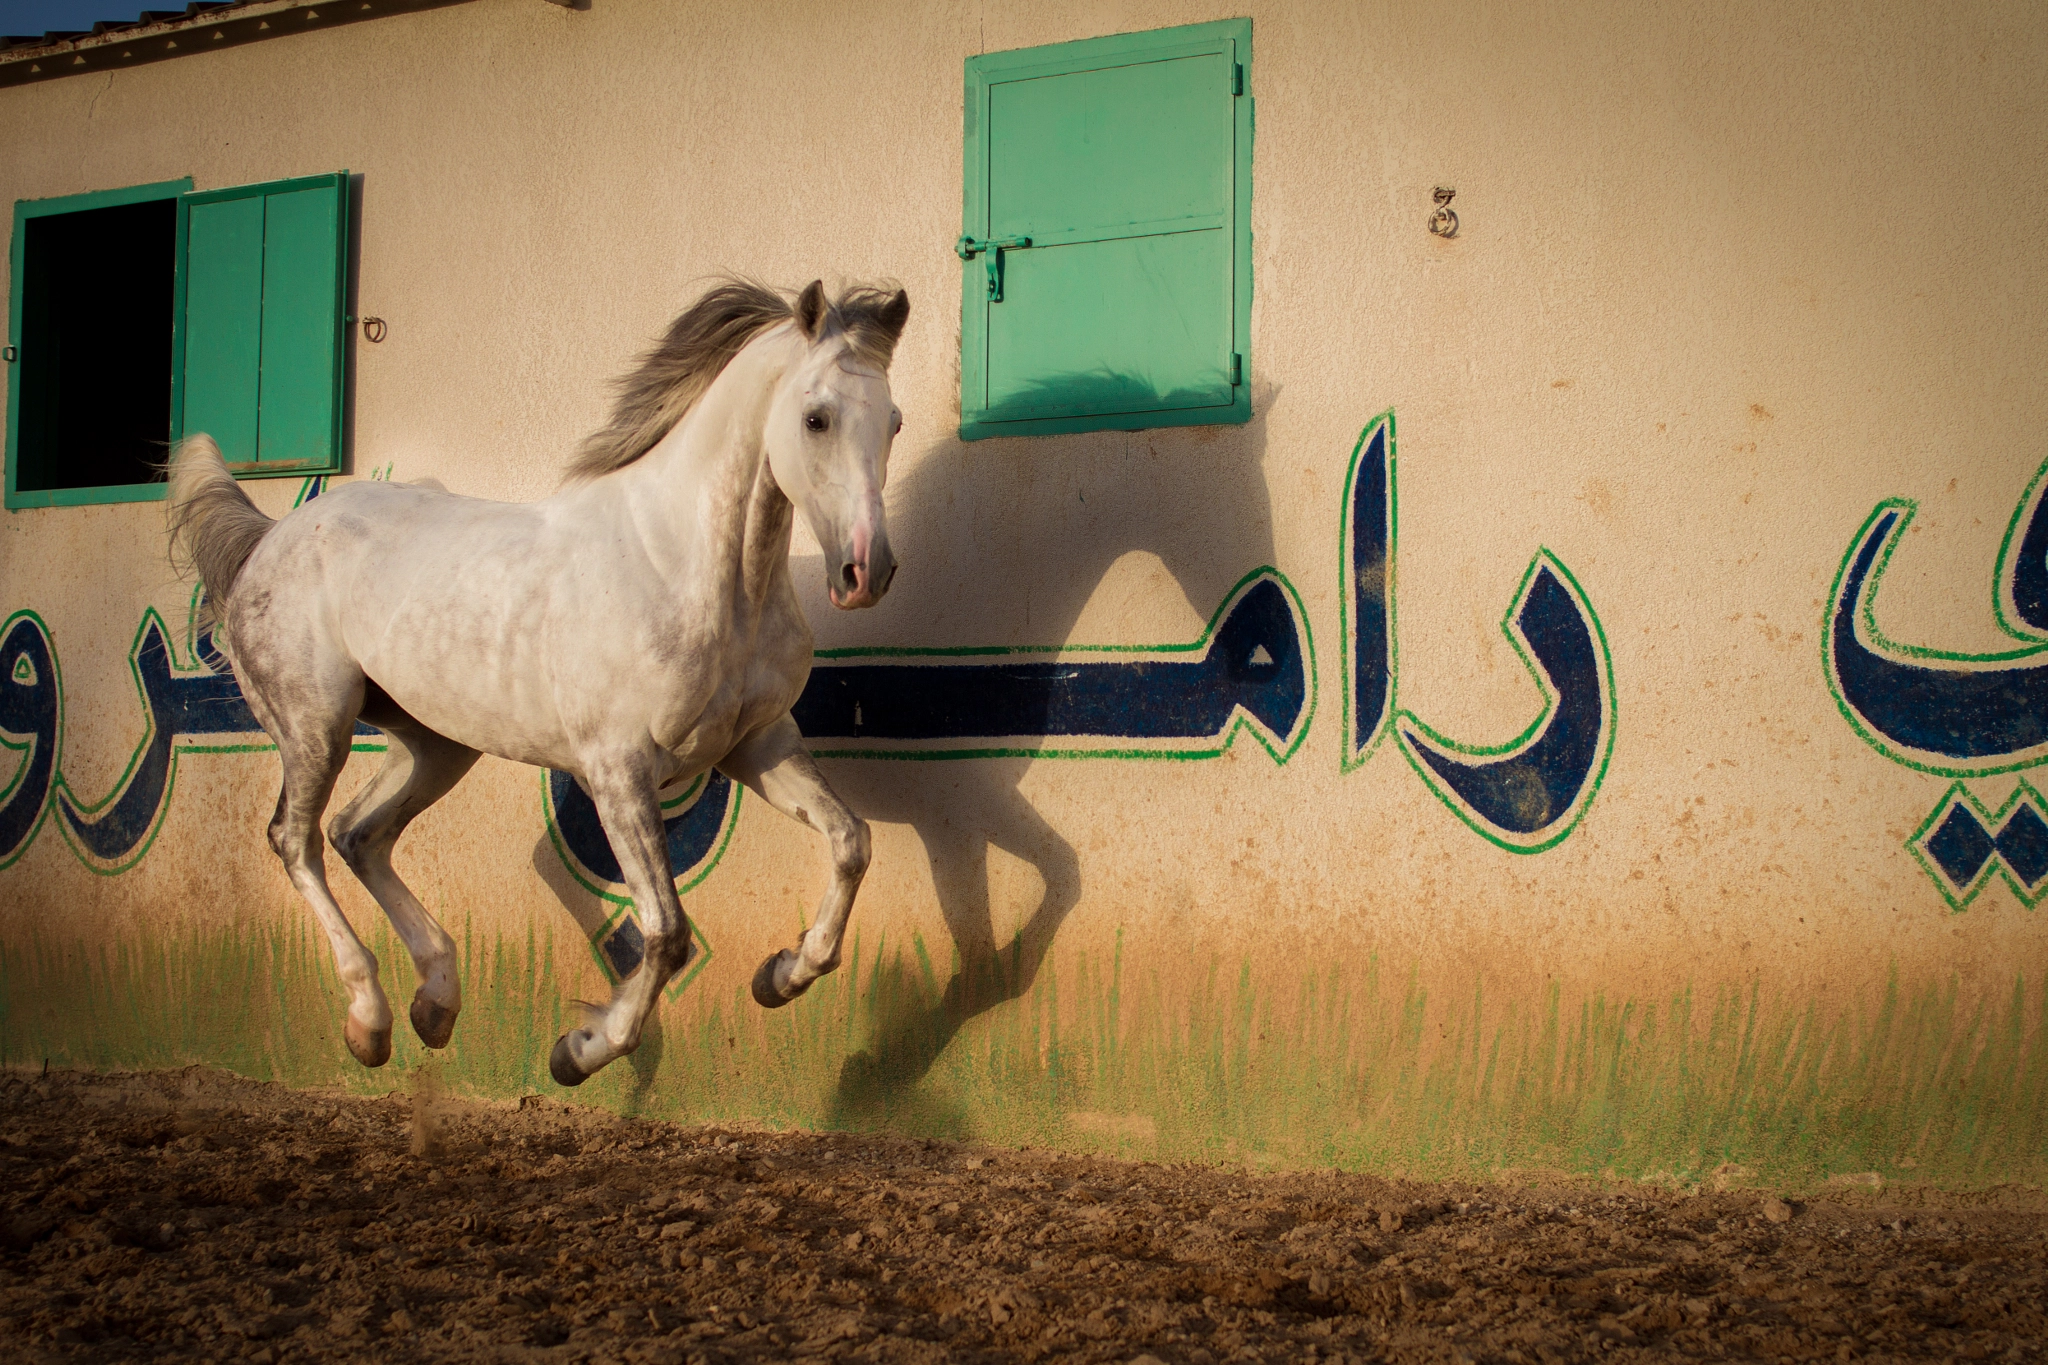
[1428,187,1459,239]
[360,317,388,344]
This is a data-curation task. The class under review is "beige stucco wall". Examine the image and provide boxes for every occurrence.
[2,0,2044,1179]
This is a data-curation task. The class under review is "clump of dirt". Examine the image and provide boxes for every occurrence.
[1,1067,2042,1363]
[409,1068,445,1163]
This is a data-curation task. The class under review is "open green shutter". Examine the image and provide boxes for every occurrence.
[961,21,1251,441]
[173,172,348,474]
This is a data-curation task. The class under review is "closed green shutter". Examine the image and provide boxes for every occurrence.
[173,172,348,473]
[960,20,1251,441]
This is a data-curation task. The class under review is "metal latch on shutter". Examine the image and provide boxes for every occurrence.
[955,234,1032,302]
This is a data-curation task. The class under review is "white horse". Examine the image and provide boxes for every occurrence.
[166,279,909,1086]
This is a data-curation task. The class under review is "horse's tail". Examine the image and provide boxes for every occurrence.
[166,434,275,633]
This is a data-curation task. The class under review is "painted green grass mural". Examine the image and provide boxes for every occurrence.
[1,918,2040,1192]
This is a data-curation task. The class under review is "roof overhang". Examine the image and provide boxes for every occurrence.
[1,0,481,90]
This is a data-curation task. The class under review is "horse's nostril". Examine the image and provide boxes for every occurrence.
[840,564,859,591]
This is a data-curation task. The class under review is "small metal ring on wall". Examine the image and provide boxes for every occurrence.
[360,317,388,343]
[1429,186,1459,239]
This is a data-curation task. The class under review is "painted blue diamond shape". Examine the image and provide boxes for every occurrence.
[1907,781,2048,911]
[1923,804,1995,889]
[1995,802,2048,889]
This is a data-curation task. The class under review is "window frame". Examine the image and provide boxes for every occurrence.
[959,18,1253,442]
[5,178,192,510]
[5,170,351,511]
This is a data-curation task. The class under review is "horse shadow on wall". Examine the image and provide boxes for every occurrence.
[530,371,1285,1119]
[810,373,1285,1119]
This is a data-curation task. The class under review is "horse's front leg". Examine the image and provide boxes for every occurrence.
[549,756,693,1087]
[719,715,870,1008]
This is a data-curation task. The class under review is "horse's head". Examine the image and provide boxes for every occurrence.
[768,281,910,610]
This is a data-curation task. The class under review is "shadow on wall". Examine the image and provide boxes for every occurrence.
[980,369,1240,425]
[802,371,1280,1125]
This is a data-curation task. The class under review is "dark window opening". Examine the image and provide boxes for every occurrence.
[15,197,177,493]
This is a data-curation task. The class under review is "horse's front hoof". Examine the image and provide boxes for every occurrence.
[410,993,458,1050]
[549,1033,591,1088]
[751,949,806,1009]
[345,1016,392,1069]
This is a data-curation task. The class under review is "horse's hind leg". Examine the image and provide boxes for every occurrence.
[248,676,396,1066]
[328,701,480,1050]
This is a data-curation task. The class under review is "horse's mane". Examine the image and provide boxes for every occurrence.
[565,277,908,484]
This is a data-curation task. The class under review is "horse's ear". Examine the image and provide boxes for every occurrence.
[875,289,910,348]
[847,289,912,368]
[795,281,828,340]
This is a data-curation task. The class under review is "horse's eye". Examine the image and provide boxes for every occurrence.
[804,412,829,433]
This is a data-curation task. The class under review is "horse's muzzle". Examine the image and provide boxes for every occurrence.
[829,541,896,610]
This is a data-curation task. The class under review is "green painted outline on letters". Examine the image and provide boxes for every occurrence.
[52,607,208,876]
[1394,549,1618,855]
[1906,779,2048,913]
[806,565,1316,765]
[52,602,383,876]
[1821,498,2048,777]
[1991,455,2048,645]
[1337,410,1397,773]
[56,607,238,875]
[0,608,61,870]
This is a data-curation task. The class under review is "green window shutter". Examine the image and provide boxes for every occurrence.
[961,20,1251,441]
[173,172,349,474]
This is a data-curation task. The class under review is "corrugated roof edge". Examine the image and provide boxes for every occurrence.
[4,6,236,52]
[1,0,481,88]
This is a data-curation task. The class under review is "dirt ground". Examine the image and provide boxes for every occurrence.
[1,1068,2043,1364]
